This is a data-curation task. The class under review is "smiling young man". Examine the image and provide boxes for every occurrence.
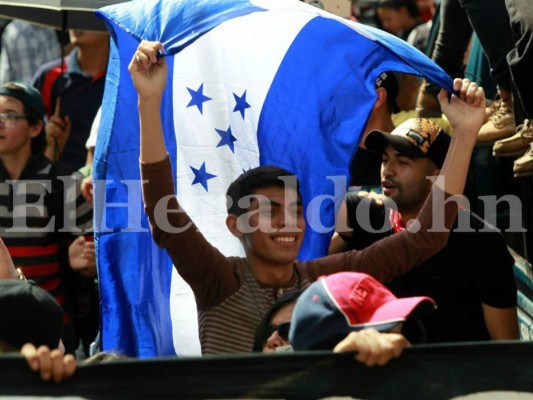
[332,118,519,342]
[130,40,487,354]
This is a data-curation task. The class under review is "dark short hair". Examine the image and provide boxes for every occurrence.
[226,165,302,216]
[378,0,419,18]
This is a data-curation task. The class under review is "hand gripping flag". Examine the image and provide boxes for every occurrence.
[94,0,452,357]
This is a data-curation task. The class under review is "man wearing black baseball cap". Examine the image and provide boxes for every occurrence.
[332,117,519,343]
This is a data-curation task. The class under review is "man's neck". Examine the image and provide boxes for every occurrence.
[247,258,295,287]
[76,43,109,78]
[398,210,419,227]
[361,115,394,149]
[0,149,31,180]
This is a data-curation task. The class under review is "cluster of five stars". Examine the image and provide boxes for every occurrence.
[186,83,251,191]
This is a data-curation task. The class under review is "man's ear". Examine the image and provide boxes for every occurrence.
[226,214,243,239]
[374,87,388,110]
[29,121,44,138]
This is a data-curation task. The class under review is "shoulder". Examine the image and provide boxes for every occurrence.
[49,160,76,177]
[453,210,506,236]
[451,210,514,262]
[32,57,64,85]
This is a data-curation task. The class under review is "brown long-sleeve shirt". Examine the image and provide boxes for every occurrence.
[141,156,457,354]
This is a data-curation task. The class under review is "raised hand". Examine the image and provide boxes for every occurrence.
[45,97,71,161]
[128,40,167,101]
[438,78,486,138]
[69,236,96,277]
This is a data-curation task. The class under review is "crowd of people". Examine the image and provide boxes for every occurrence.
[0,0,531,387]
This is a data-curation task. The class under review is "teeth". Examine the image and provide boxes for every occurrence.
[273,236,295,243]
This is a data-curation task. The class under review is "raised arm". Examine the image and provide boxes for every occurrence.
[304,79,486,282]
[129,41,240,309]
[436,78,485,195]
[128,40,168,164]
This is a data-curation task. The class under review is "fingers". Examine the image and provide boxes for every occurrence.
[456,78,484,105]
[50,349,66,382]
[439,78,485,105]
[22,344,76,383]
[54,97,61,118]
[21,343,39,371]
[136,40,165,65]
[81,177,94,204]
[333,329,410,367]
[36,346,53,381]
[62,355,77,380]
[48,115,66,130]
[64,116,72,138]
[130,40,165,71]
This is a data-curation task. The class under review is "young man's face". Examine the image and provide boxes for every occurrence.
[237,186,305,268]
[377,7,410,34]
[69,30,110,47]
[0,96,37,157]
[380,144,438,214]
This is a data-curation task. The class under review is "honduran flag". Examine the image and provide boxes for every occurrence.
[94,0,452,357]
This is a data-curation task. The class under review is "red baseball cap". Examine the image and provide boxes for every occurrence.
[289,272,436,350]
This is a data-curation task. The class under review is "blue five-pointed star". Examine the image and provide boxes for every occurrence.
[233,91,251,119]
[190,162,216,191]
[187,83,212,114]
[216,127,237,153]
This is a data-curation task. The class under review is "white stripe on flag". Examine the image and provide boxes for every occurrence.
[169,8,315,355]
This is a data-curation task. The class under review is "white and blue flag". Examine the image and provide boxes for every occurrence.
[94,0,452,357]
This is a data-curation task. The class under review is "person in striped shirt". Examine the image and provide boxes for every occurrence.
[0,81,93,354]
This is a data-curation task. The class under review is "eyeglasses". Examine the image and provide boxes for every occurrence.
[0,113,28,129]
[267,322,291,341]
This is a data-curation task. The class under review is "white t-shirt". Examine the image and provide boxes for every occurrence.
[86,106,101,149]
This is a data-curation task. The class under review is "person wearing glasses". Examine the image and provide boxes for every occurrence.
[0,81,94,354]
[253,289,304,353]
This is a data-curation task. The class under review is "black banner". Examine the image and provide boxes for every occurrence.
[1,341,533,399]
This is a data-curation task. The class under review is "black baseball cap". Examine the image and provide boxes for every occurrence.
[365,118,451,168]
[375,71,400,114]
[0,81,45,121]
[0,280,63,349]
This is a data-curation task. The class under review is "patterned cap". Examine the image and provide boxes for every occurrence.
[364,118,451,168]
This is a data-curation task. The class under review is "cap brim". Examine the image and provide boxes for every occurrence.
[357,296,436,331]
[365,130,424,158]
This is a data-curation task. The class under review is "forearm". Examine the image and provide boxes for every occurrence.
[139,97,167,164]
[482,304,519,340]
[45,141,59,162]
[436,129,476,196]
[141,157,239,307]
